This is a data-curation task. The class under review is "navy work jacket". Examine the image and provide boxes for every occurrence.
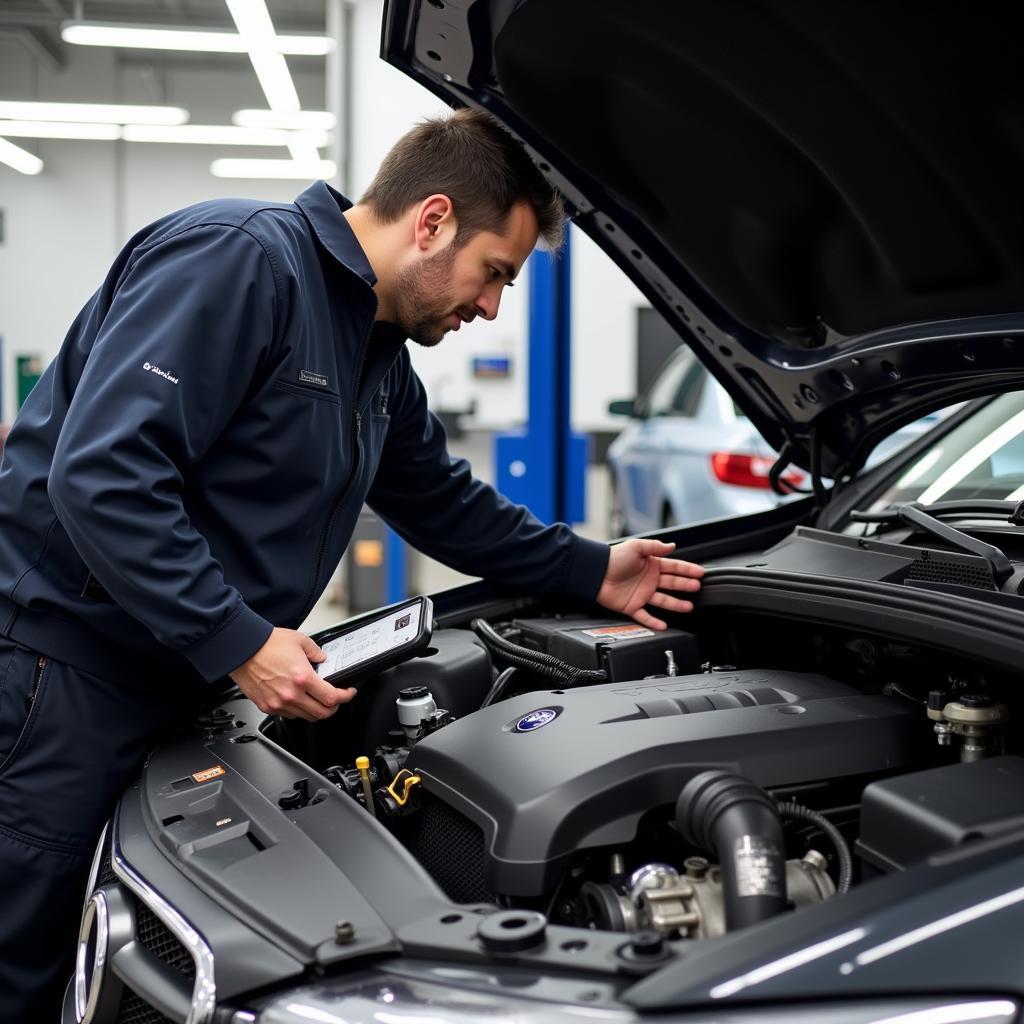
[0,183,609,685]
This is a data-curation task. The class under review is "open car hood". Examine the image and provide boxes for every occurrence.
[382,0,1024,479]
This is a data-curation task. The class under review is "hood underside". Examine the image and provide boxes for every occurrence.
[382,0,1024,478]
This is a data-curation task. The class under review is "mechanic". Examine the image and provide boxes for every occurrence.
[0,107,704,1019]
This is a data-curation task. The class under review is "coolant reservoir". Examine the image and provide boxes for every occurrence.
[397,685,436,742]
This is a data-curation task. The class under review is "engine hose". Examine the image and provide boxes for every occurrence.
[777,800,853,895]
[470,618,607,687]
[481,666,518,708]
[676,771,788,932]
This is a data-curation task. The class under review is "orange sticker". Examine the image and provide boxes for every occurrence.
[191,765,226,784]
[581,625,655,640]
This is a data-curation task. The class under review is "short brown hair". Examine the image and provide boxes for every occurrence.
[360,107,565,250]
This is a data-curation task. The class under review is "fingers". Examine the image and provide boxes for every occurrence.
[290,691,343,722]
[631,607,667,630]
[649,591,695,614]
[299,632,326,664]
[632,539,676,556]
[275,683,358,722]
[658,575,701,595]
[305,670,350,708]
[659,558,704,578]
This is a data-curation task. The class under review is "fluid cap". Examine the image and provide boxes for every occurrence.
[397,686,436,729]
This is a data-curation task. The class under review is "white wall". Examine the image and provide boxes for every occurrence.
[0,39,320,420]
[347,0,651,434]
[0,2,653,434]
[348,0,529,430]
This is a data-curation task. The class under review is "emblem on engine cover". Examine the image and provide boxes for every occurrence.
[514,708,559,732]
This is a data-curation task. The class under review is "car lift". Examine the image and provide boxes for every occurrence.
[495,232,588,525]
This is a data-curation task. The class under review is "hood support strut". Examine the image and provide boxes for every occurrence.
[770,429,838,510]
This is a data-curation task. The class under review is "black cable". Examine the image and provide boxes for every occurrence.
[810,429,828,508]
[481,666,518,708]
[471,618,607,687]
[776,800,853,894]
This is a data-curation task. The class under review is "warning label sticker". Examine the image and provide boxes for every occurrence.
[581,625,655,641]
[191,765,226,784]
[734,835,784,898]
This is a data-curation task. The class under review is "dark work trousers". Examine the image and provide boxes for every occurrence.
[0,637,203,1023]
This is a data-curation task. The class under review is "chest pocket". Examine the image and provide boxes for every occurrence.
[260,376,347,494]
[272,378,341,405]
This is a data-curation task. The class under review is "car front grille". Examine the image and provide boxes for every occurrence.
[117,989,174,1024]
[87,828,205,1024]
[135,900,196,980]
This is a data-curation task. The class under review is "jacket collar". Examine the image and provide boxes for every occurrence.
[294,181,377,288]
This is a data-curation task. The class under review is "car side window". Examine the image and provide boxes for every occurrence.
[671,361,706,417]
[643,349,705,418]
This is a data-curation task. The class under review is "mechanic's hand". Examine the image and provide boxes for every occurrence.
[596,539,704,630]
[229,627,357,721]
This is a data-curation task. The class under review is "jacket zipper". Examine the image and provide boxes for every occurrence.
[25,655,46,712]
[296,330,371,625]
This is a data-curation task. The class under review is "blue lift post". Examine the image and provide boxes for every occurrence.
[495,231,588,525]
[384,233,586,605]
[384,524,406,604]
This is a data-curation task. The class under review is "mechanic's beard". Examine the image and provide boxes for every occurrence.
[393,242,460,348]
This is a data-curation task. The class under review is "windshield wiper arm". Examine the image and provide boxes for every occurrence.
[850,502,1015,585]
[851,499,1024,526]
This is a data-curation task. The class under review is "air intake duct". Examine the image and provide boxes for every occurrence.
[675,771,787,931]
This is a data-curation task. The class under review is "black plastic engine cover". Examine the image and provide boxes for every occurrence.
[407,669,927,896]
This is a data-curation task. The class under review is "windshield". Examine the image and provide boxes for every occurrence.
[867,391,1024,509]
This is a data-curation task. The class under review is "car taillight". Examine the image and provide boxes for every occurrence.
[710,452,806,490]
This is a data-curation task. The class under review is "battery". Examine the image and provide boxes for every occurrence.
[512,615,700,683]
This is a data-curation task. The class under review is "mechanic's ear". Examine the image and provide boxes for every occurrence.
[415,194,457,251]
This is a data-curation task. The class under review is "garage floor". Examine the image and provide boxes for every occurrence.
[300,431,612,634]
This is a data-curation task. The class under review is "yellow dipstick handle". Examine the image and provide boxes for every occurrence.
[355,756,377,818]
[386,769,422,808]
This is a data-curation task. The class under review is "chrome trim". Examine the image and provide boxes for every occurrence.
[82,821,109,913]
[110,815,216,1024]
[74,891,108,1023]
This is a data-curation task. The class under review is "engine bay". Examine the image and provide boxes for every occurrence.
[265,597,1024,947]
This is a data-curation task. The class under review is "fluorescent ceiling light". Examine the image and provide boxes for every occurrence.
[0,121,121,140]
[61,21,333,56]
[225,0,310,164]
[0,101,188,125]
[0,137,43,175]
[232,109,335,131]
[123,124,327,147]
[224,0,280,49]
[247,51,301,113]
[210,158,336,179]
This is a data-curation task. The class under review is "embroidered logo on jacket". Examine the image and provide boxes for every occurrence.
[142,361,179,384]
[299,369,329,388]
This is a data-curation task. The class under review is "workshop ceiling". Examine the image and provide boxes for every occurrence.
[1,1,326,33]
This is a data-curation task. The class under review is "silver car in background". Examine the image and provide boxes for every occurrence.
[607,346,947,536]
